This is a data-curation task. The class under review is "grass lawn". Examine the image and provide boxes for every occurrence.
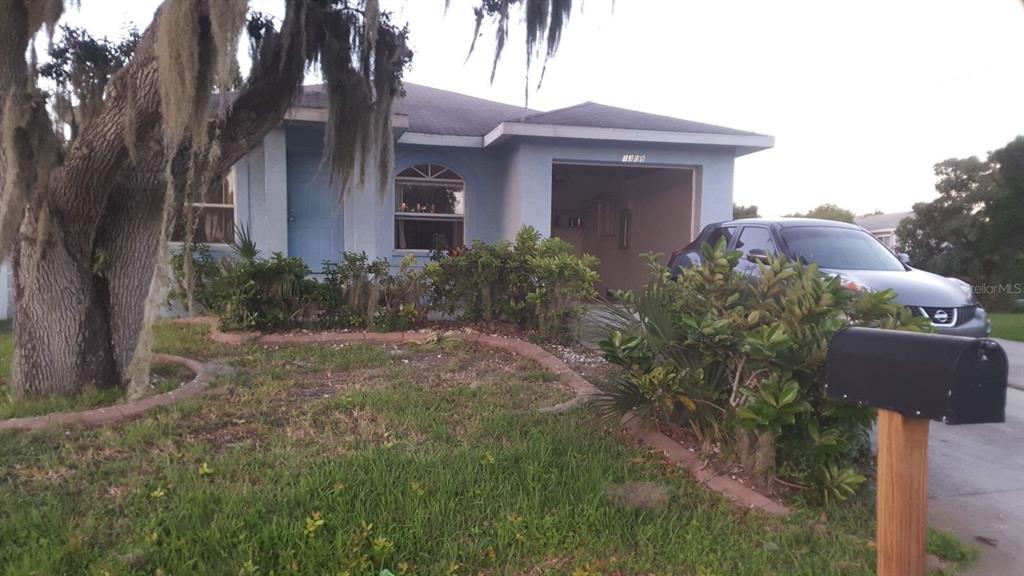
[990,312,1024,342]
[0,322,192,420]
[0,322,973,575]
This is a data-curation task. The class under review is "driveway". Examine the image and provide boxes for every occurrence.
[994,338,1023,390]
[928,387,1024,576]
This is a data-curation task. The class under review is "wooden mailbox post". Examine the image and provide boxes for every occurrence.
[826,327,1007,576]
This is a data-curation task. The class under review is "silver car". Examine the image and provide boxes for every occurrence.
[669,218,991,337]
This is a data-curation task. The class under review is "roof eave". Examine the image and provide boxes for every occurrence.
[483,122,774,154]
[282,107,774,154]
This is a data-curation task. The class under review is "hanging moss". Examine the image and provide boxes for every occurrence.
[156,0,203,146]
[0,89,61,260]
[208,0,248,91]
[298,1,409,197]
[467,0,574,98]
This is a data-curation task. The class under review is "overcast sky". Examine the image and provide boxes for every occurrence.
[54,0,1024,217]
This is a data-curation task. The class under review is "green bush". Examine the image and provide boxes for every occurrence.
[172,238,430,332]
[171,226,597,340]
[594,239,928,504]
[316,252,429,331]
[426,226,599,341]
[213,252,318,331]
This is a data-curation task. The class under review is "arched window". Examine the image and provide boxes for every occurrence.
[395,163,465,250]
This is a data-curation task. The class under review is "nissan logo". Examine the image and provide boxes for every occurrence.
[933,309,950,323]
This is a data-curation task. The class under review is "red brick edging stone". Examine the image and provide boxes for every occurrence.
[622,417,790,515]
[182,317,789,515]
[0,354,211,431]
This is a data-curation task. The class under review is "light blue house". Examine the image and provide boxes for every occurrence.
[181,83,773,293]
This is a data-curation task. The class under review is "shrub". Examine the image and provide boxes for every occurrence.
[213,252,317,331]
[594,240,928,503]
[426,226,598,341]
[314,252,428,331]
[170,226,597,340]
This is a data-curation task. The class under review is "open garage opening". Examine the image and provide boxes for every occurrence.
[551,162,699,295]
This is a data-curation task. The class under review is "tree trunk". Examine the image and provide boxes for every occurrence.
[8,16,166,398]
[0,0,309,399]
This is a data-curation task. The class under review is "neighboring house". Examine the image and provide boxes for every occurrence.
[854,211,912,250]
[180,83,772,293]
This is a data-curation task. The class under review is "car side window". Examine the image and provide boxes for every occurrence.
[705,226,737,249]
[735,227,776,257]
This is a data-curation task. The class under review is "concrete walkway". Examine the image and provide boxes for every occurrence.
[928,387,1024,576]
[994,338,1024,391]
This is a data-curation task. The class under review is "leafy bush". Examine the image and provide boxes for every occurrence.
[594,240,927,504]
[172,237,431,332]
[213,252,317,331]
[170,226,596,339]
[426,226,598,341]
[315,252,429,331]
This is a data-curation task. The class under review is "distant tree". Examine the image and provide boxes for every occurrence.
[785,203,856,223]
[733,204,759,219]
[897,137,1024,298]
[861,209,884,217]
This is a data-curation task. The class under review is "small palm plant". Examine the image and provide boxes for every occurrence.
[229,222,260,262]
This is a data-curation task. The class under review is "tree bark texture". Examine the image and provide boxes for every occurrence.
[0,0,307,398]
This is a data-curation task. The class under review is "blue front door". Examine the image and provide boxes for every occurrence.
[286,147,342,273]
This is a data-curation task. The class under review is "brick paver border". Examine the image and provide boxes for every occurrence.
[0,354,211,431]
[1,317,788,515]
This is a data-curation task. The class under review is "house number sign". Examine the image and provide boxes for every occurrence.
[622,154,647,163]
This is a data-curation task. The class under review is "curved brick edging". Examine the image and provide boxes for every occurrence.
[622,417,790,515]
[0,354,211,431]
[184,317,787,515]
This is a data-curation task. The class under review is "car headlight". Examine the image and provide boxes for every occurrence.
[838,275,872,294]
[947,277,975,302]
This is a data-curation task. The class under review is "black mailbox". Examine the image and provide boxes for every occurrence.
[826,327,1007,425]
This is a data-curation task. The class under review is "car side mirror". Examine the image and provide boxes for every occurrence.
[746,249,771,265]
[898,252,911,266]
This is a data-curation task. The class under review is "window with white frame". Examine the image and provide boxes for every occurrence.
[171,176,235,244]
[394,163,465,250]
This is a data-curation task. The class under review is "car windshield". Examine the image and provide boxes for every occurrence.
[780,226,905,271]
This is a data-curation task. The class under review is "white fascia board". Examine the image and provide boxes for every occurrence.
[483,122,775,151]
[396,132,484,148]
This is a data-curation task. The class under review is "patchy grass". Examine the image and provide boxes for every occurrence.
[990,312,1024,341]
[0,322,197,419]
[0,322,976,574]
[928,528,979,572]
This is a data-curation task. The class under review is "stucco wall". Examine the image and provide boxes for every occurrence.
[236,127,288,256]
[232,126,738,272]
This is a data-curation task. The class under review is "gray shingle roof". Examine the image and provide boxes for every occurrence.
[293,83,761,138]
[854,211,913,231]
[520,101,760,136]
[296,83,537,137]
